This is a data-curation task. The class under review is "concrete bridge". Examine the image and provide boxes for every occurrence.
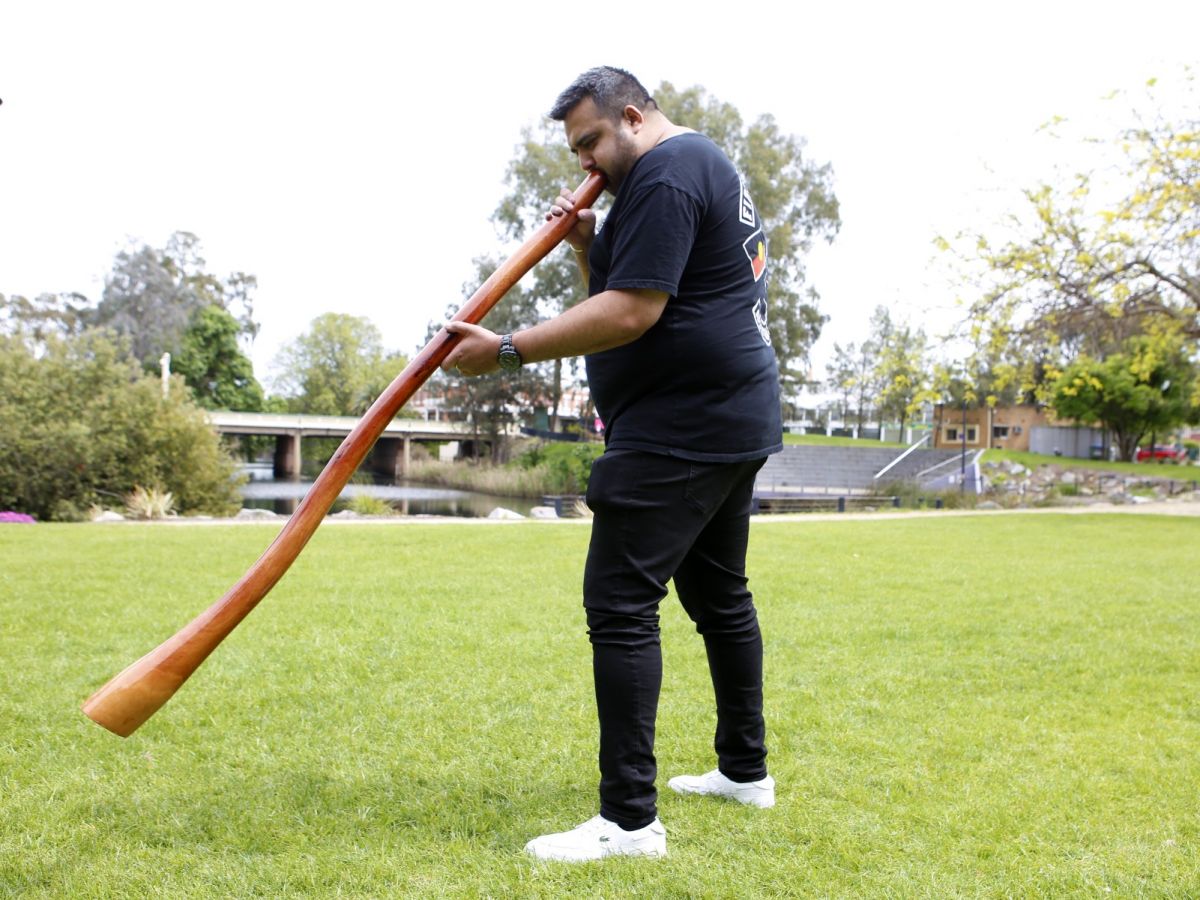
[206,411,484,478]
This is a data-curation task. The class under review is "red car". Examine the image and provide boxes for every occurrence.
[1136,445,1187,463]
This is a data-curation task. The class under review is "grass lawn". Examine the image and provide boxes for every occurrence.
[2,514,1198,897]
[982,448,1198,480]
[783,433,908,449]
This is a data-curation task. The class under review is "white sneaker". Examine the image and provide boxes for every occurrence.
[524,815,667,862]
[667,769,776,808]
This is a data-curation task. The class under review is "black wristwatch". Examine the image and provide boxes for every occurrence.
[497,333,523,371]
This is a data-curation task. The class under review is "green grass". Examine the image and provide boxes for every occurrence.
[783,433,908,448]
[2,515,1199,897]
[983,447,1197,479]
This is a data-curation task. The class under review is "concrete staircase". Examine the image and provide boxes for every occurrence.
[755,445,968,495]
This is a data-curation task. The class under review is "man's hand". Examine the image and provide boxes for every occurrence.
[441,321,501,377]
[547,187,596,254]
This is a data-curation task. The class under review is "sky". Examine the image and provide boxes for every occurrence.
[2,1,1197,391]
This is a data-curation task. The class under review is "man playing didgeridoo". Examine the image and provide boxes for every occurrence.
[442,65,780,862]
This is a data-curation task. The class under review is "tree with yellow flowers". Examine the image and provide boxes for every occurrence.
[954,74,1198,370]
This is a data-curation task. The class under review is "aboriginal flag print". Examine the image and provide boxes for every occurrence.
[742,229,767,282]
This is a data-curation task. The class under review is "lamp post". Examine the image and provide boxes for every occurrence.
[960,393,967,493]
[160,353,171,399]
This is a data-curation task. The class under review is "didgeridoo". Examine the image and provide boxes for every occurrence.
[83,171,606,737]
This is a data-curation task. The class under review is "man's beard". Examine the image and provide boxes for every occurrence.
[602,131,641,193]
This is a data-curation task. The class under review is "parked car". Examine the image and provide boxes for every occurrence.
[1136,445,1187,463]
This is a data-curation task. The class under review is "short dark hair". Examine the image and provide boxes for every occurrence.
[549,66,657,122]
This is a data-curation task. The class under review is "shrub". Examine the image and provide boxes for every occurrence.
[125,485,176,519]
[513,441,604,494]
[405,440,604,499]
[344,494,394,516]
[0,332,242,520]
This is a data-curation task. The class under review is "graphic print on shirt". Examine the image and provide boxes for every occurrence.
[738,174,756,227]
[738,175,771,347]
[753,297,771,346]
[742,229,767,282]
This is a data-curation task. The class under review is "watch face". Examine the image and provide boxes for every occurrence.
[498,335,522,371]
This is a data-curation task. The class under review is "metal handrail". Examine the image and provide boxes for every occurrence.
[873,432,931,480]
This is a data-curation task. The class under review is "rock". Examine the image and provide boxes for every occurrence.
[488,507,525,520]
[1061,471,1078,485]
[236,508,278,519]
[330,509,361,518]
[92,510,125,523]
[529,506,559,519]
[977,501,1001,510]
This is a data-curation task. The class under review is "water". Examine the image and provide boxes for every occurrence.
[238,464,539,518]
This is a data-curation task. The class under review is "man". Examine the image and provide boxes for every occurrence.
[443,66,781,862]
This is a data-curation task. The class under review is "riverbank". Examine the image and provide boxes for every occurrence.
[405,443,602,499]
[72,493,1200,525]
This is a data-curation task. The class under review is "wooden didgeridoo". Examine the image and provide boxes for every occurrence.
[82,170,606,737]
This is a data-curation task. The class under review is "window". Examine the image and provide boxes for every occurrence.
[993,425,1010,439]
[945,426,978,443]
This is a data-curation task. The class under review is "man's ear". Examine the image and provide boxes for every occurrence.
[623,104,646,133]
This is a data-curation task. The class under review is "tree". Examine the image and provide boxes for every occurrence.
[174,306,264,411]
[270,313,407,416]
[1050,332,1199,461]
[493,119,601,433]
[871,311,928,436]
[493,82,841,407]
[654,83,840,389]
[955,75,1199,363]
[0,291,90,349]
[90,231,259,370]
[825,342,858,423]
[429,258,552,461]
[826,340,878,427]
[0,330,242,520]
[927,322,1026,417]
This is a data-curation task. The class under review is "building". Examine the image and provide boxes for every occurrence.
[932,404,1055,452]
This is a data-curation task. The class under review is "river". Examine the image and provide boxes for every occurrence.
[238,464,540,518]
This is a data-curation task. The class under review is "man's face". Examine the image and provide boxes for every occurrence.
[563,98,641,193]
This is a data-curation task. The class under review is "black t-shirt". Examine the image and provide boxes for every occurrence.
[585,132,783,462]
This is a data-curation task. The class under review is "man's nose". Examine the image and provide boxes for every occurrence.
[579,152,594,171]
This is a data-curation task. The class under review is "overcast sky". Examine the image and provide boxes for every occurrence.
[3,1,1197,387]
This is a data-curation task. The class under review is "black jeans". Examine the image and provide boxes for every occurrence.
[582,449,768,829]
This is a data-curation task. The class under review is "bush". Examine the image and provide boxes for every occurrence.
[0,332,243,520]
[879,478,980,510]
[124,485,176,519]
[513,441,604,494]
[344,494,394,516]
[405,440,605,499]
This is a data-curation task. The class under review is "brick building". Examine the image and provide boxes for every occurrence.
[932,404,1055,452]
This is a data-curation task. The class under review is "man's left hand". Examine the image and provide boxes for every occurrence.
[441,321,501,376]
